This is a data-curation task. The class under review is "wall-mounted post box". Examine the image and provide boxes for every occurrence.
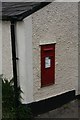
[41,44,55,87]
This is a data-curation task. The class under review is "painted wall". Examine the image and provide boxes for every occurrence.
[0,22,2,75]
[78,2,80,95]
[32,2,78,101]
[0,21,2,120]
[2,19,34,104]
[2,21,13,79]
[16,16,34,104]
[2,2,79,104]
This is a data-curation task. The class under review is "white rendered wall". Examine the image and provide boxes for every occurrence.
[16,16,33,104]
[2,18,33,104]
[32,2,78,101]
[2,21,13,79]
[2,2,79,104]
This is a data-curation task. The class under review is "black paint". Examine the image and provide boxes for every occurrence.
[26,90,76,116]
[11,21,19,119]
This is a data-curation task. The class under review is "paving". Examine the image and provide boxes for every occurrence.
[35,99,80,118]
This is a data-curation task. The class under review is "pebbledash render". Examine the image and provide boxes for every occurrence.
[32,2,78,101]
[2,2,79,110]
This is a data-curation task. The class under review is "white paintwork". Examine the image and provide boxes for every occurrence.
[39,41,56,45]
[2,21,13,79]
[2,18,33,104]
[16,15,33,104]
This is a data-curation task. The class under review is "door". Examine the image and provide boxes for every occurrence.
[41,44,55,87]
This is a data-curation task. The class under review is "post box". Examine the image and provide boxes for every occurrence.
[41,44,55,87]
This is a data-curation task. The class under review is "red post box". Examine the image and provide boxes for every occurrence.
[41,44,55,87]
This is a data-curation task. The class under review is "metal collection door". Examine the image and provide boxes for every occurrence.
[41,44,55,87]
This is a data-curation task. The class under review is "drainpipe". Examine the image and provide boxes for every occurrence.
[10,20,19,119]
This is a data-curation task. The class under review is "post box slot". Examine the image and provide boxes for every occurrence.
[42,55,53,58]
[43,48,53,51]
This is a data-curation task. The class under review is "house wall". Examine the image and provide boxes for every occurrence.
[2,21,13,79]
[2,2,79,104]
[0,21,2,75]
[78,2,80,96]
[2,19,34,104]
[32,2,78,101]
[16,16,34,104]
[0,21,2,120]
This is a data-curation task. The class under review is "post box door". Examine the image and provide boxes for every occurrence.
[41,44,55,87]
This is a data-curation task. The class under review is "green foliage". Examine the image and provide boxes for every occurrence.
[2,78,15,109]
[2,76,33,120]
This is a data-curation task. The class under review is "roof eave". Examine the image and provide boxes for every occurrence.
[2,2,51,21]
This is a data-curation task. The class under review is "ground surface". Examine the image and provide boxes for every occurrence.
[35,99,80,118]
